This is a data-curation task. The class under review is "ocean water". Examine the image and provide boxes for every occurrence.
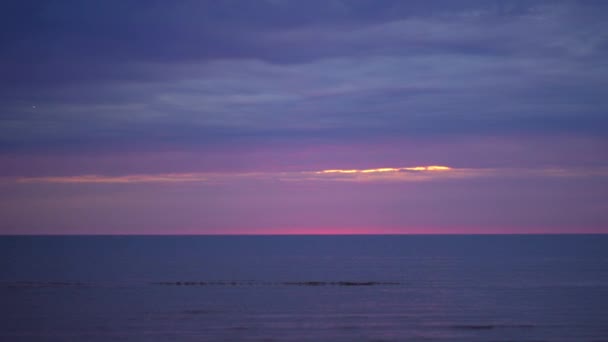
[1,235,607,342]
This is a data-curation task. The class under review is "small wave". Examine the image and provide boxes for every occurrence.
[450,324,495,330]
[1,280,401,288]
[153,281,400,287]
[181,309,219,315]
[0,281,89,288]
[449,324,535,330]
[284,281,400,286]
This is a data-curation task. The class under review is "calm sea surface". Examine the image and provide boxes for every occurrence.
[1,235,608,341]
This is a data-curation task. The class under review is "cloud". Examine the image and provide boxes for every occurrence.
[15,173,209,184]
[11,165,608,185]
[316,165,451,174]
[0,1,607,153]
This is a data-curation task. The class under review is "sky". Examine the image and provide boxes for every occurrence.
[1,0,607,234]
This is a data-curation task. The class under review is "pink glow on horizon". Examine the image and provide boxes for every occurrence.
[30,226,605,235]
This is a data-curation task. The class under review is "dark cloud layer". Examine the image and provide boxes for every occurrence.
[1,0,607,153]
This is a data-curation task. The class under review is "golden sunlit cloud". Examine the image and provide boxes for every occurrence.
[361,168,399,173]
[316,165,452,174]
[13,165,455,184]
[318,169,359,174]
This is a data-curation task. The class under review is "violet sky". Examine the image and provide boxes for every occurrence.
[1,0,607,234]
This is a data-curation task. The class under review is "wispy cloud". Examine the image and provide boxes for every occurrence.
[15,173,209,184]
[11,165,608,185]
[2,1,607,152]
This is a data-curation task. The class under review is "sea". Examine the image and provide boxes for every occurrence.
[1,235,607,342]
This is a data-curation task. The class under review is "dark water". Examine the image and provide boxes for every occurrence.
[1,235,608,341]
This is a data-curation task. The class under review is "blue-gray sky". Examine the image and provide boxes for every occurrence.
[1,1,607,234]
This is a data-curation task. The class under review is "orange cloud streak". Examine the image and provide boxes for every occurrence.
[316,165,452,174]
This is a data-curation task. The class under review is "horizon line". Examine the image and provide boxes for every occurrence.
[1,232,607,237]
